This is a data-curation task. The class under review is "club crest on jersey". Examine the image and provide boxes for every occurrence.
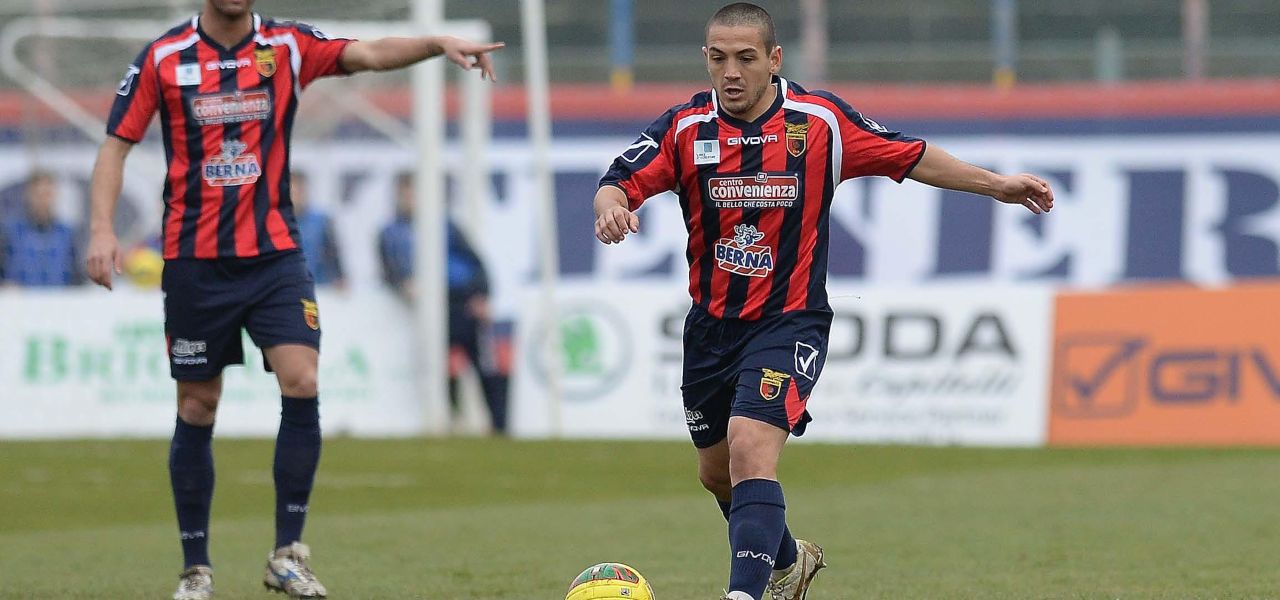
[301,299,320,330]
[759,368,791,401]
[785,122,810,157]
[254,48,277,78]
[708,172,799,209]
[203,140,261,187]
[714,223,774,278]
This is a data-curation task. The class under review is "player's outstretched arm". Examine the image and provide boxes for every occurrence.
[907,144,1054,214]
[594,185,639,245]
[86,136,134,290]
[340,36,504,79]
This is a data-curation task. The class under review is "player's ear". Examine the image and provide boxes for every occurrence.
[770,45,782,74]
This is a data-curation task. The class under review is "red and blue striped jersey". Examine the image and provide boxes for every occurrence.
[107,14,352,260]
[600,76,926,321]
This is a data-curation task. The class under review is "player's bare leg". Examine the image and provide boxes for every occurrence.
[697,438,733,503]
[261,344,327,598]
[171,378,222,600]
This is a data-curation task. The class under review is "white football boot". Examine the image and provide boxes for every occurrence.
[263,542,328,598]
[172,565,214,600]
[766,539,827,600]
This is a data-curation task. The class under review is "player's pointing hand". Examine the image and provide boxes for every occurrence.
[438,36,505,81]
[993,173,1054,214]
[595,206,640,245]
[85,230,122,290]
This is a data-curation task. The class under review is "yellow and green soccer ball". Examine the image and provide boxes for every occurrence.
[565,563,654,600]
[123,245,164,289]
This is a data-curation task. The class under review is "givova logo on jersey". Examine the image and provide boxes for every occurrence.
[715,224,774,278]
[203,139,261,187]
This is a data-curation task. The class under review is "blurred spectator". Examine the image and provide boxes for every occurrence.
[291,171,345,287]
[379,172,509,435]
[0,170,82,287]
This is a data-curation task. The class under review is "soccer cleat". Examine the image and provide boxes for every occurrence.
[263,542,327,598]
[173,565,214,600]
[766,539,827,600]
[721,592,755,600]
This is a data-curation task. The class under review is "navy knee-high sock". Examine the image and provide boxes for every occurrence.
[719,497,797,572]
[170,416,215,568]
[274,396,321,549]
[728,479,788,599]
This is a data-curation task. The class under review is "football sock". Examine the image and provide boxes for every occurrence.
[774,522,798,572]
[170,416,215,568]
[718,498,797,571]
[274,395,322,549]
[727,479,787,599]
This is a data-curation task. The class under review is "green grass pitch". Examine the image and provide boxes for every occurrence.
[2,438,1280,599]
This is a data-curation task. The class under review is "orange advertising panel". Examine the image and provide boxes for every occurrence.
[1050,283,1280,446]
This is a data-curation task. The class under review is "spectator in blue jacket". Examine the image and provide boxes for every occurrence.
[1,170,82,287]
[291,171,345,287]
[379,172,509,434]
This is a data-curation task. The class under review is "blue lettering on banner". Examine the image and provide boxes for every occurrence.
[1219,169,1280,278]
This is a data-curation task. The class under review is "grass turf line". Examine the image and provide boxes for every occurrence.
[2,439,1279,599]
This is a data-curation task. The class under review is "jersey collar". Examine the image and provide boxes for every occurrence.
[194,12,262,54]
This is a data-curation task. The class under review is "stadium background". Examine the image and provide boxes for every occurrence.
[3,1,1280,598]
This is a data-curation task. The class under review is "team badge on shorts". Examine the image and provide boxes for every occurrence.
[759,368,791,401]
[301,299,320,330]
[254,48,277,78]
[785,122,809,157]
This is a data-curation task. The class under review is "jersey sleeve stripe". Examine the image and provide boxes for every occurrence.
[780,96,843,192]
[152,29,200,66]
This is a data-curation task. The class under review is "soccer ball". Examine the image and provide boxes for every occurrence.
[123,245,164,289]
[565,563,654,600]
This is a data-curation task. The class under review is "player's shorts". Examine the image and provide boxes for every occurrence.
[161,250,320,381]
[680,304,833,448]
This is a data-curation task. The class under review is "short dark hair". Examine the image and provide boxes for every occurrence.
[706,2,777,51]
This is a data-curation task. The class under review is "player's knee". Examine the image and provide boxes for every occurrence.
[177,387,220,425]
[698,466,731,497]
[278,368,318,398]
[727,437,778,481]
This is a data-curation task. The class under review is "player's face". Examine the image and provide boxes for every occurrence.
[704,24,781,120]
[207,0,253,19]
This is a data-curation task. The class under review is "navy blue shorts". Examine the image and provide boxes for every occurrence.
[681,304,833,448]
[161,250,320,381]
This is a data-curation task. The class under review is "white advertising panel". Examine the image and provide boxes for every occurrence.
[512,282,1053,446]
[812,285,1053,445]
[0,289,421,438]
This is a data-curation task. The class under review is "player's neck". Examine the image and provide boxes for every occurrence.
[199,9,254,48]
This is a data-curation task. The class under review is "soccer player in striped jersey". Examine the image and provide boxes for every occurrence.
[85,1,501,598]
[595,4,1053,600]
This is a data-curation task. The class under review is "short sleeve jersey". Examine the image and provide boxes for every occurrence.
[107,14,353,260]
[600,76,926,320]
